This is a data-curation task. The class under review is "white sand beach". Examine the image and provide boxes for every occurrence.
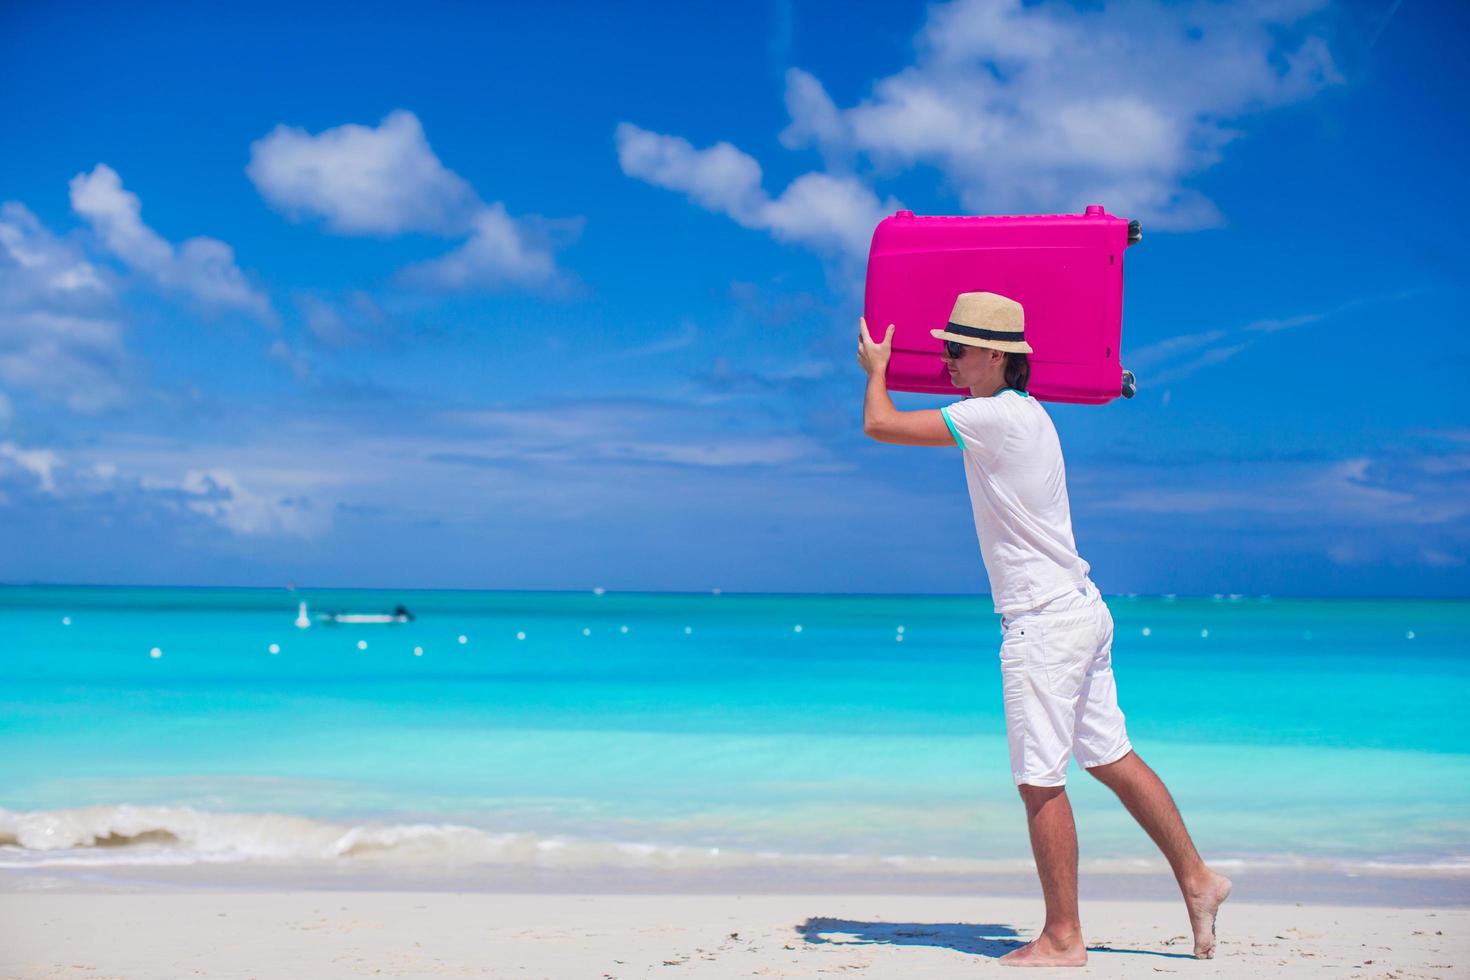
[1,889,1463,979]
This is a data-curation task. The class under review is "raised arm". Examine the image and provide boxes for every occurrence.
[857,318,958,448]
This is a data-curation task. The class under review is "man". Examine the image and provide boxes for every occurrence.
[857,291,1232,967]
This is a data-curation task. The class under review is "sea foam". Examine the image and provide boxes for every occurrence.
[3,805,1467,881]
[0,803,1043,874]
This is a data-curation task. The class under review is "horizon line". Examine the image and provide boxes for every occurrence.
[2,581,1467,603]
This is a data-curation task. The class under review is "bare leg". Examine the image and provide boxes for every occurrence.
[998,785,1088,967]
[1086,750,1233,958]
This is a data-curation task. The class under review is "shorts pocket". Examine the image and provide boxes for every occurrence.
[1004,613,1103,700]
[999,623,1052,690]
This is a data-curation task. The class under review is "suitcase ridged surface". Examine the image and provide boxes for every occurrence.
[864,206,1134,405]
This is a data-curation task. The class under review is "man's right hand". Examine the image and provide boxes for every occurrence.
[858,317,894,377]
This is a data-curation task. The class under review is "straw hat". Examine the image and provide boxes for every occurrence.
[930,291,1032,354]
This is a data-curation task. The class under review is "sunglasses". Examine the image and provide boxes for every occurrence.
[943,340,971,360]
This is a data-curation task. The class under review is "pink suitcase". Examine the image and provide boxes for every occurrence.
[864,205,1140,404]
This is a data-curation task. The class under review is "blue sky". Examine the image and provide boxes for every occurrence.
[1,0,1466,597]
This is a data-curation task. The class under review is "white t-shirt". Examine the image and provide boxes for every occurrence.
[940,389,1091,615]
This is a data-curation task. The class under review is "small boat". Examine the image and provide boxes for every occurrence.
[320,612,410,624]
[293,601,414,626]
[317,604,415,625]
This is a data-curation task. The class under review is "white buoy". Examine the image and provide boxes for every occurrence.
[593,586,606,596]
[619,625,628,634]
[1141,627,1151,637]
[357,640,368,650]
[295,602,311,630]
[1200,629,1209,638]
[794,624,803,633]
[457,634,468,645]
[516,631,526,640]
[582,628,592,636]
[61,616,72,626]
[1406,631,1416,640]
[712,588,722,596]
[896,625,905,634]
[895,634,904,643]
[149,647,162,659]
[413,646,424,656]
[268,643,280,654]
[684,626,693,635]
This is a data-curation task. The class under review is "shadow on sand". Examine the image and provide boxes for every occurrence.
[796,918,1197,960]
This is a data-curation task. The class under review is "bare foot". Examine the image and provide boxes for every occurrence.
[1184,870,1233,959]
[998,930,1088,968]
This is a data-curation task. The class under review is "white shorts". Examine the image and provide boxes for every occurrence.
[998,580,1132,787]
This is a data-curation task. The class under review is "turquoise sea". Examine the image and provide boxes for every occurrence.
[2,586,1467,896]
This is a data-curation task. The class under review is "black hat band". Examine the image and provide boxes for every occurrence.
[945,322,1025,342]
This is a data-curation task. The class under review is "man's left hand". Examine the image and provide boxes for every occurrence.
[858,317,894,377]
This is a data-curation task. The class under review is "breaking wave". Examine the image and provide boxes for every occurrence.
[2,805,1467,878]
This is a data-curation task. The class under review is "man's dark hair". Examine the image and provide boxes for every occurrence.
[1004,352,1030,392]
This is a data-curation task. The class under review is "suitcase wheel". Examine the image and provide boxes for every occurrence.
[1127,220,1142,246]
[1121,370,1137,399]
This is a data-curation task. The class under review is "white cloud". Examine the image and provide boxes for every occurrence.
[610,321,698,360]
[0,311,131,413]
[616,123,766,216]
[611,438,816,468]
[266,338,312,381]
[69,164,275,322]
[175,468,322,537]
[0,394,846,544]
[1132,290,1407,387]
[779,68,845,163]
[623,0,1343,257]
[298,294,362,348]
[615,122,893,261]
[1094,453,1470,529]
[0,202,131,412]
[0,203,109,300]
[1420,548,1464,568]
[779,0,1342,229]
[247,110,570,290]
[1,437,336,539]
[247,110,478,236]
[396,203,560,291]
[295,291,389,349]
[759,171,894,259]
[1141,342,1250,387]
[1075,443,1469,579]
[0,441,61,493]
[439,400,837,470]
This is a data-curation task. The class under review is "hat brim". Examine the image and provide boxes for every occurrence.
[930,328,1033,354]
